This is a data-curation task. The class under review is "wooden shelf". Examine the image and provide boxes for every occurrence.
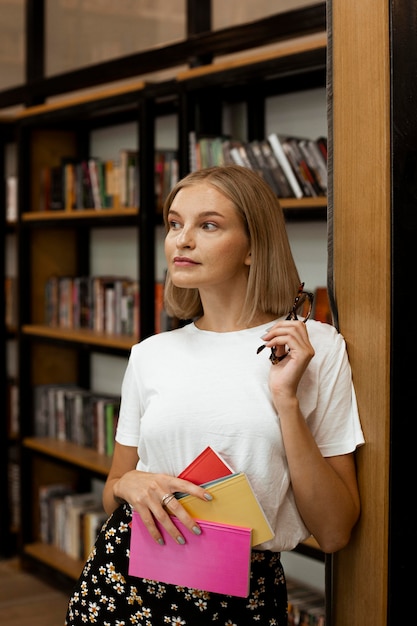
[176,33,327,82]
[24,542,84,581]
[280,196,326,209]
[21,207,138,222]
[15,79,147,120]
[23,437,112,475]
[21,324,136,351]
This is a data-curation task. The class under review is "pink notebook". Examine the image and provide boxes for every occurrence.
[128,512,252,597]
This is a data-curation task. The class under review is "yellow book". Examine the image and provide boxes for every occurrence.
[177,472,274,547]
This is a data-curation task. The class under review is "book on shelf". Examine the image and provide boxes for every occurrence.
[49,165,65,210]
[6,175,18,222]
[177,472,274,547]
[5,276,18,328]
[244,139,282,195]
[45,273,138,336]
[8,450,21,532]
[119,148,139,207]
[6,379,19,438]
[281,137,319,197]
[62,157,77,211]
[38,483,107,560]
[63,491,102,559]
[258,139,294,198]
[177,446,234,484]
[103,158,120,208]
[38,157,124,212]
[298,138,328,195]
[129,513,252,597]
[267,133,304,199]
[39,482,75,545]
[33,383,120,456]
[88,157,105,209]
[155,149,179,211]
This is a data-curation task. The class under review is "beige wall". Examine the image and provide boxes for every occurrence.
[0,0,321,90]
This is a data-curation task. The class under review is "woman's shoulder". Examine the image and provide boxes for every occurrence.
[131,323,194,352]
[306,319,347,353]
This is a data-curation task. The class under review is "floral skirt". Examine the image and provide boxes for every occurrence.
[65,504,288,625]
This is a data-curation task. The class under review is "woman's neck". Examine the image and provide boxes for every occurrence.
[194,311,276,333]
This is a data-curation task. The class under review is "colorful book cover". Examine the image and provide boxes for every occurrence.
[129,512,252,597]
[178,472,274,547]
[178,446,234,484]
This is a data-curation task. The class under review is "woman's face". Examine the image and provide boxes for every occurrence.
[164,182,251,293]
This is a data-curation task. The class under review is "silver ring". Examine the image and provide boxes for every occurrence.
[161,493,176,507]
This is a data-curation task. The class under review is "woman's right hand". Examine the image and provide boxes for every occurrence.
[103,443,212,546]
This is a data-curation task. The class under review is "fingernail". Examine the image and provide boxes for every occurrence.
[192,525,201,535]
[177,536,185,545]
[157,537,164,546]
[204,493,213,501]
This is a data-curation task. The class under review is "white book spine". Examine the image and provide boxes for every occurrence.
[267,133,304,199]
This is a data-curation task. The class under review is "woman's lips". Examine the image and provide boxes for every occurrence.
[173,257,199,266]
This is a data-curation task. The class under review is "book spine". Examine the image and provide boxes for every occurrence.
[267,133,304,198]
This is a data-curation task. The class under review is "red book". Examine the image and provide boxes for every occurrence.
[178,446,234,484]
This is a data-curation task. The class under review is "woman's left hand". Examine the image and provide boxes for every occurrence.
[260,319,315,400]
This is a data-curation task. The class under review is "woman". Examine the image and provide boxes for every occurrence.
[65,164,364,625]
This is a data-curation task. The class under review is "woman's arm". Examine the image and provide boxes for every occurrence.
[276,396,360,553]
[262,319,361,553]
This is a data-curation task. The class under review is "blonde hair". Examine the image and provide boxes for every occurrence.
[163,164,301,325]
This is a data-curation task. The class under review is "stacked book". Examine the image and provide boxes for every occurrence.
[34,383,120,456]
[39,482,107,560]
[44,274,139,336]
[38,148,179,212]
[189,131,328,199]
[129,446,274,597]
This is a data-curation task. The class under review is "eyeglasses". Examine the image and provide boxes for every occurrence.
[256,283,314,364]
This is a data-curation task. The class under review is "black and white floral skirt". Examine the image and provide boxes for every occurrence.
[65,504,288,625]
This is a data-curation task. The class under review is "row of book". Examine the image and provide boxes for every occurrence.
[39,148,179,212]
[8,446,20,533]
[39,482,107,561]
[189,131,328,199]
[34,383,120,457]
[6,379,19,438]
[5,276,18,328]
[44,274,139,336]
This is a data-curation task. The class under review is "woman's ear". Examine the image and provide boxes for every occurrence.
[245,250,251,266]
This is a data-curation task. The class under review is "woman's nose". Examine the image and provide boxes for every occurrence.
[176,227,194,248]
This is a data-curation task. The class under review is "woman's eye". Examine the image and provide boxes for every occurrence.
[169,220,181,230]
[202,222,217,230]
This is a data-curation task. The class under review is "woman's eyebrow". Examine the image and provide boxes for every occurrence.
[167,209,224,219]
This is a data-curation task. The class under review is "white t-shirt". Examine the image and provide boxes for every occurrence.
[116,319,364,552]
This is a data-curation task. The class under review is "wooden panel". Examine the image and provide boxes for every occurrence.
[331,1,391,625]
[31,343,78,386]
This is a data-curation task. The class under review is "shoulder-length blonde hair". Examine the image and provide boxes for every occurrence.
[163,164,301,326]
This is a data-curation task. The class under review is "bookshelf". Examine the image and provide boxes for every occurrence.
[1,4,329,599]
[1,124,19,558]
